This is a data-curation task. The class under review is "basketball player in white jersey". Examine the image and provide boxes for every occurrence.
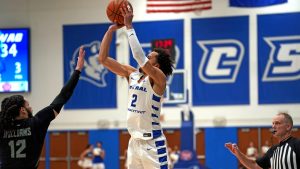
[98,2,174,169]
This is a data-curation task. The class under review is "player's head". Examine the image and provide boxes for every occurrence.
[96,141,103,147]
[0,95,33,127]
[147,48,174,77]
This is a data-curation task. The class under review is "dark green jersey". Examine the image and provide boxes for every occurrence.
[0,106,54,169]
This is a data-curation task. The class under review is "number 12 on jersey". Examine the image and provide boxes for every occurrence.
[8,139,26,158]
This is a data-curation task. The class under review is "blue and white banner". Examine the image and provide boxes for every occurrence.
[258,12,300,104]
[130,20,185,105]
[192,16,249,105]
[230,0,287,7]
[63,23,117,109]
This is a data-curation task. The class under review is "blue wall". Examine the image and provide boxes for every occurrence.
[89,129,120,169]
[205,127,238,169]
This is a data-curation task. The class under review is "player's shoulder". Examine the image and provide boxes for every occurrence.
[124,65,137,75]
[129,70,141,77]
[34,106,54,117]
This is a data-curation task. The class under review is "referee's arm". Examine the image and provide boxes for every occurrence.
[225,143,262,169]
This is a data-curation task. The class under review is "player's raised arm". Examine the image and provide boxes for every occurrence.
[50,46,85,117]
[120,2,173,95]
[98,24,136,80]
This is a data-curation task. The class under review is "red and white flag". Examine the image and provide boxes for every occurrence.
[146,0,212,13]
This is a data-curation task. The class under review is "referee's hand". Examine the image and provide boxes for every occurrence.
[225,142,239,155]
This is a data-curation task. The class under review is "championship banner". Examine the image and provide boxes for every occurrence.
[192,16,249,105]
[129,20,186,105]
[63,23,117,109]
[258,12,300,104]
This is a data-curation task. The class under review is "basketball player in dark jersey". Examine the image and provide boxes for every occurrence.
[0,46,85,169]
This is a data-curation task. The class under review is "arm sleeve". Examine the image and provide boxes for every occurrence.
[127,29,149,67]
[50,70,81,113]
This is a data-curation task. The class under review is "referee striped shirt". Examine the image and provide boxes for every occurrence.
[256,137,300,169]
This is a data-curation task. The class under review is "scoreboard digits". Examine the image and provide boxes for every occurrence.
[151,39,175,60]
[1,43,18,57]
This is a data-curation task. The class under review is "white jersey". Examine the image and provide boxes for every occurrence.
[127,71,163,140]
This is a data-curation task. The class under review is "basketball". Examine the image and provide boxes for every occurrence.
[106,0,132,25]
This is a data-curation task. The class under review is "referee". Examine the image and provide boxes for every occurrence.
[225,112,300,169]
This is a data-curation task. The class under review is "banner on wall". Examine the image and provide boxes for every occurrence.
[129,20,186,105]
[63,23,117,109]
[192,16,249,106]
[258,12,300,104]
[230,0,287,7]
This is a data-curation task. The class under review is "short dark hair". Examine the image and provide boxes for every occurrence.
[278,112,293,128]
[154,48,174,77]
[0,95,25,129]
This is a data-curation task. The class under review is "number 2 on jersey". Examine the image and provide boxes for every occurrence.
[131,94,138,107]
[8,139,26,158]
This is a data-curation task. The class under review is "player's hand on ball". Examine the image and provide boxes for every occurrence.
[120,1,133,29]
